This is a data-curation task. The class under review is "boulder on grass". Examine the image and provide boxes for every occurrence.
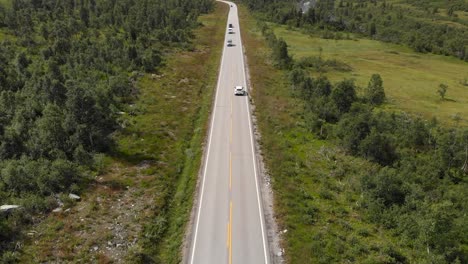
[0,205,21,213]
[69,193,81,200]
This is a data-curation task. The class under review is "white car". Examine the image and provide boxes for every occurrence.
[234,86,246,96]
[227,39,233,47]
[228,28,234,34]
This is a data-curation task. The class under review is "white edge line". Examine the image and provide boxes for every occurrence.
[237,4,270,264]
[244,99,269,264]
[189,4,229,263]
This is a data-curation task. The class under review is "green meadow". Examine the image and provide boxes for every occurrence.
[273,25,468,126]
[0,0,11,9]
[387,0,468,27]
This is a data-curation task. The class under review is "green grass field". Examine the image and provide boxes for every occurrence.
[388,0,468,26]
[273,25,468,127]
[0,0,11,8]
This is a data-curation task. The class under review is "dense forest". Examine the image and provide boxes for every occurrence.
[255,4,468,263]
[246,0,468,61]
[0,0,212,261]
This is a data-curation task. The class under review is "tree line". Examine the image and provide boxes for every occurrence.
[260,22,468,263]
[0,0,213,261]
[246,0,468,61]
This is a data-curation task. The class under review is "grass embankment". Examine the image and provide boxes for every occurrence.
[19,3,227,263]
[272,25,468,127]
[154,2,228,262]
[239,5,409,264]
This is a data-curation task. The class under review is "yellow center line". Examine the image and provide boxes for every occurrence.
[230,99,233,144]
[229,201,233,264]
[229,97,232,188]
[229,153,232,190]
[229,92,233,264]
[226,221,230,248]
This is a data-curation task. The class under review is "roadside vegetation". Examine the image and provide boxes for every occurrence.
[0,0,224,262]
[272,25,468,127]
[239,1,468,263]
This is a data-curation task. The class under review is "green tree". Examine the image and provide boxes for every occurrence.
[299,77,314,100]
[331,79,357,114]
[28,104,66,159]
[335,106,373,154]
[79,6,90,27]
[359,129,397,166]
[366,73,385,105]
[362,167,407,208]
[313,76,332,97]
[447,6,454,17]
[15,52,29,77]
[369,21,376,36]
[288,67,306,88]
[438,83,447,100]
[272,38,292,69]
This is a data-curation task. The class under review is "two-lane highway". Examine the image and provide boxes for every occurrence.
[188,2,269,263]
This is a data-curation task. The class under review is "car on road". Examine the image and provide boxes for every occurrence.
[227,39,233,47]
[228,28,234,34]
[234,85,246,96]
[228,23,233,28]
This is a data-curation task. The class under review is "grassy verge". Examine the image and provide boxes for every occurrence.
[152,2,228,262]
[18,3,227,263]
[239,5,418,264]
[271,25,468,127]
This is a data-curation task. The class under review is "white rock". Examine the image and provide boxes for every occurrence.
[52,207,63,213]
[69,193,81,200]
[0,205,21,212]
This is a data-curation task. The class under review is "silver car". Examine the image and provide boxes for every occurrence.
[234,86,245,96]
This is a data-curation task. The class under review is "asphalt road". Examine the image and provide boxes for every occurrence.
[188,2,269,264]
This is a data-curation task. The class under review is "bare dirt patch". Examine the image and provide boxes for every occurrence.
[20,163,154,263]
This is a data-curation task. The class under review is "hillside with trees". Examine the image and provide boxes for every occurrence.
[0,0,213,261]
[246,0,468,61]
[240,1,468,263]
